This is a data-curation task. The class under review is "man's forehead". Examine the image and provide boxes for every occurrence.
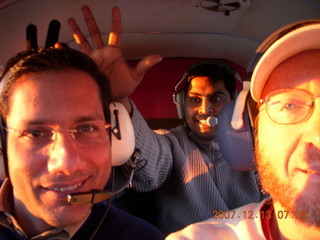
[12,69,99,91]
[261,50,320,97]
[6,70,105,126]
[189,77,226,89]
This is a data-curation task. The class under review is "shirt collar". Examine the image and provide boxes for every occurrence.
[185,124,219,151]
[0,178,87,239]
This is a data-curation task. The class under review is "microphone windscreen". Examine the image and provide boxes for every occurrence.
[26,24,38,50]
[207,117,218,126]
[45,20,61,48]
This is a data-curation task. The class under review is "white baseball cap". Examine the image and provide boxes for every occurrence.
[250,20,320,102]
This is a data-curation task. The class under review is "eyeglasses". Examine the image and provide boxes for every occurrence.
[260,89,320,125]
[5,120,111,147]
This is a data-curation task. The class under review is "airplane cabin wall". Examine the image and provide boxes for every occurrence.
[129,57,246,121]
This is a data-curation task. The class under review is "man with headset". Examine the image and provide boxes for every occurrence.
[166,20,320,240]
[68,5,262,235]
[0,48,164,239]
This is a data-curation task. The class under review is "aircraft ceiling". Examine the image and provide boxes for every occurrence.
[0,0,319,68]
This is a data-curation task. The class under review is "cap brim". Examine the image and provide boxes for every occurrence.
[251,20,320,102]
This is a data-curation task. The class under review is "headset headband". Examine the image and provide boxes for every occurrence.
[174,59,242,94]
[172,59,242,119]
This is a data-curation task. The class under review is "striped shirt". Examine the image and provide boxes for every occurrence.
[127,102,263,235]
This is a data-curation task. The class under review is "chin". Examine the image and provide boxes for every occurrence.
[257,152,320,228]
[45,203,91,227]
[197,131,215,141]
[200,127,216,139]
[293,186,320,228]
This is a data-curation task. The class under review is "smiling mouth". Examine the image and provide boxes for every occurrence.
[196,116,209,125]
[197,116,218,127]
[298,167,320,176]
[303,170,320,174]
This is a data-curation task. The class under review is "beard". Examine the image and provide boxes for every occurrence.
[255,136,320,228]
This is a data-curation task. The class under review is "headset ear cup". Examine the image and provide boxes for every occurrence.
[0,144,5,179]
[233,90,238,101]
[0,119,6,179]
[217,101,256,171]
[175,91,186,119]
[175,92,182,119]
[109,102,135,166]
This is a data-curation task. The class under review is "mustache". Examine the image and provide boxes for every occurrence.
[38,170,91,184]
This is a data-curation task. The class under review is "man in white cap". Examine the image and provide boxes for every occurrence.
[165,19,320,240]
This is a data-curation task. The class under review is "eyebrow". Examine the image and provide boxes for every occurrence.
[15,114,105,127]
[188,91,227,96]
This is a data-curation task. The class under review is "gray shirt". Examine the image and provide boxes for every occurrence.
[118,102,262,235]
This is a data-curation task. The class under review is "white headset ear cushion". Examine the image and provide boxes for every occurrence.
[109,102,135,166]
[174,91,186,119]
[175,92,183,119]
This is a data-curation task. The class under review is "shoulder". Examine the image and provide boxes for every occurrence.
[154,125,186,137]
[0,225,22,239]
[107,205,157,228]
[91,204,164,240]
[166,200,270,240]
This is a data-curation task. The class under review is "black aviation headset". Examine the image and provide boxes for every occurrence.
[217,19,320,171]
[172,59,243,119]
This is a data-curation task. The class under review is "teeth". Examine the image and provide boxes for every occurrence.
[52,182,82,192]
[199,119,208,125]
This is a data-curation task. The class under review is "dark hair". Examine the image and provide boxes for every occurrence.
[183,60,238,100]
[0,48,112,121]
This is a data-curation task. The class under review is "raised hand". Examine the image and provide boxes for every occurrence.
[68,5,162,112]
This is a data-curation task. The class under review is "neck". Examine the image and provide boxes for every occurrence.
[271,201,320,240]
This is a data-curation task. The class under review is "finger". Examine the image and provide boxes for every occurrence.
[26,24,38,50]
[134,55,163,80]
[108,6,122,47]
[54,42,69,48]
[45,20,61,48]
[68,17,92,54]
[81,5,105,49]
[54,42,63,49]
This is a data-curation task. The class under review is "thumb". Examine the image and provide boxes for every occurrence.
[134,54,162,80]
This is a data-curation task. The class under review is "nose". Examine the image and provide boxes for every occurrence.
[199,97,213,114]
[47,131,86,175]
